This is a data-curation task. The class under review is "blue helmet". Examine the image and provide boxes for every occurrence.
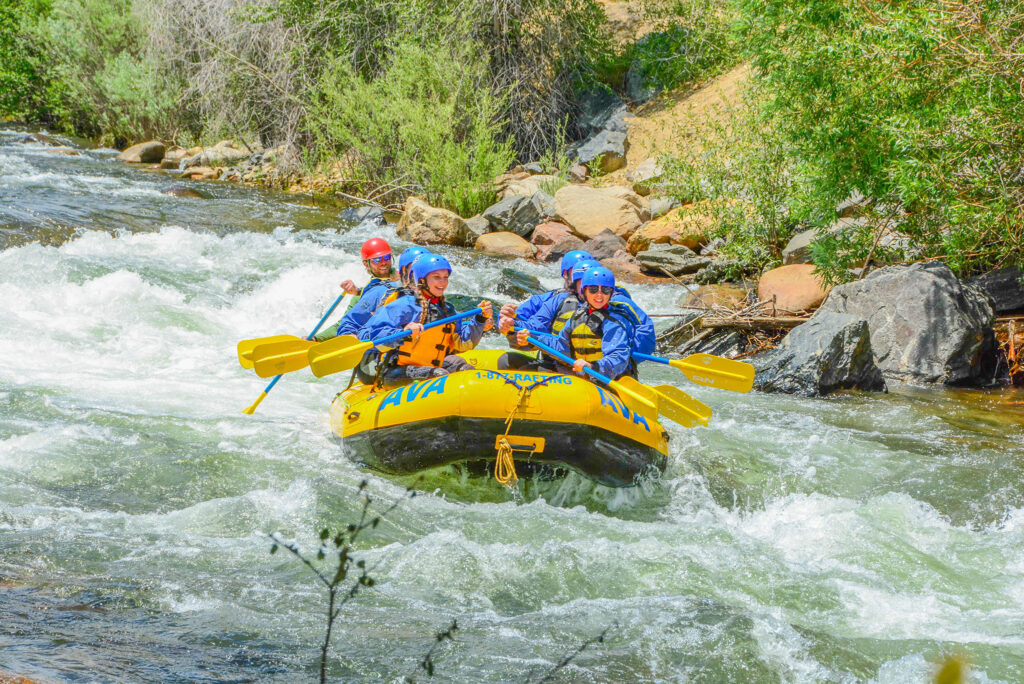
[570,259,602,283]
[581,266,615,290]
[560,250,592,276]
[398,247,430,274]
[412,254,452,283]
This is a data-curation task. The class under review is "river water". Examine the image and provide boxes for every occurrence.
[1,129,1023,683]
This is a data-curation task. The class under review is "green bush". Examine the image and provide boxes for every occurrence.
[737,0,1024,277]
[310,40,515,216]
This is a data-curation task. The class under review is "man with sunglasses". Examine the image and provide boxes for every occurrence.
[495,250,592,371]
[314,237,397,341]
[545,267,632,380]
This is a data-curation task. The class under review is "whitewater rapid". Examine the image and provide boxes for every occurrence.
[1,129,1023,682]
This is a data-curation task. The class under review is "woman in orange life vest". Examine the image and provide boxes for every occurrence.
[358,254,493,383]
[518,266,633,380]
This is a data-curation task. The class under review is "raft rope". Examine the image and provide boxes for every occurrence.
[490,372,561,488]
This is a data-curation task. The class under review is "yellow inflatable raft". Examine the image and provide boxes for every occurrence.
[329,350,669,487]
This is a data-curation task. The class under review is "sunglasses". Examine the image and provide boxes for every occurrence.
[368,254,391,264]
[584,285,613,295]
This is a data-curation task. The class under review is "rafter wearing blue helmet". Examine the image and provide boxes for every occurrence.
[495,250,592,372]
[359,254,493,384]
[545,267,633,380]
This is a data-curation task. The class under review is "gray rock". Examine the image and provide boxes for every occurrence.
[464,215,492,241]
[339,205,385,227]
[692,330,746,358]
[782,228,819,265]
[752,313,886,396]
[817,262,995,385]
[836,190,869,218]
[497,268,546,299]
[968,267,1024,315]
[625,61,658,105]
[576,87,629,136]
[581,229,627,260]
[575,130,628,174]
[627,158,664,196]
[568,164,588,183]
[482,192,552,237]
[694,258,741,285]
[523,161,545,175]
[648,196,680,220]
[637,243,712,276]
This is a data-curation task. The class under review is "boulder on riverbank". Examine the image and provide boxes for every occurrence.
[118,140,165,163]
[753,313,886,396]
[969,266,1024,315]
[474,231,536,259]
[758,264,831,313]
[626,206,712,254]
[396,196,474,246]
[482,191,554,237]
[817,262,995,385]
[553,185,647,239]
[531,221,584,262]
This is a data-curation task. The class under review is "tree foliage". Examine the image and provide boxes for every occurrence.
[737,0,1024,276]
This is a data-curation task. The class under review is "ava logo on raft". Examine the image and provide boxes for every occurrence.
[378,376,448,411]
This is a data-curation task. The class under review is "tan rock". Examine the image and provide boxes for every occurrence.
[758,264,831,313]
[626,157,664,196]
[602,186,650,220]
[163,146,189,161]
[159,158,181,169]
[117,140,165,163]
[475,231,536,259]
[626,207,714,254]
[396,196,474,247]
[186,146,204,156]
[682,284,749,310]
[497,173,561,200]
[178,166,219,180]
[553,184,646,240]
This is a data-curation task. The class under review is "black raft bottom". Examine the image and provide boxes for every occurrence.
[342,417,666,488]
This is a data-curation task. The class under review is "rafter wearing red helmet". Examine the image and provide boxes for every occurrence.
[314,237,396,341]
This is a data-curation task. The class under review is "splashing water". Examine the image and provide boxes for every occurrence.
[2,130,1024,682]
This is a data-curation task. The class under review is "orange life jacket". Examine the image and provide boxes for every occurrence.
[393,299,457,367]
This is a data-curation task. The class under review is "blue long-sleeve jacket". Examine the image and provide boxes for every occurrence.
[607,288,656,354]
[333,282,398,337]
[314,276,396,341]
[358,295,486,351]
[550,305,633,379]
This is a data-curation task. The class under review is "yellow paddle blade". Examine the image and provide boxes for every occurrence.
[307,335,371,378]
[653,384,713,428]
[609,376,658,412]
[671,353,755,394]
[237,334,301,369]
[252,339,318,378]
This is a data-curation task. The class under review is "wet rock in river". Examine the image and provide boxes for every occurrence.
[497,268,545,299]
[817,261,995,385]
[752,313,886,396]
[161,184,207,199]
[118,140,165,163]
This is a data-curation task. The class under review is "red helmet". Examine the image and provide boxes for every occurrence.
[360,237,391,261]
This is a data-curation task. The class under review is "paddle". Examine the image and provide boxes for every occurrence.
[240,292,348,414]
[250,337,319,378]
[237,334,301,369]
[633,352,755,394]
[520,329,753,394]
[522,334,657,411]
[523,333,711,427]
[308,307,484,378]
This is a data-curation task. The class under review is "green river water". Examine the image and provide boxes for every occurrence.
[1,129,1023,682]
